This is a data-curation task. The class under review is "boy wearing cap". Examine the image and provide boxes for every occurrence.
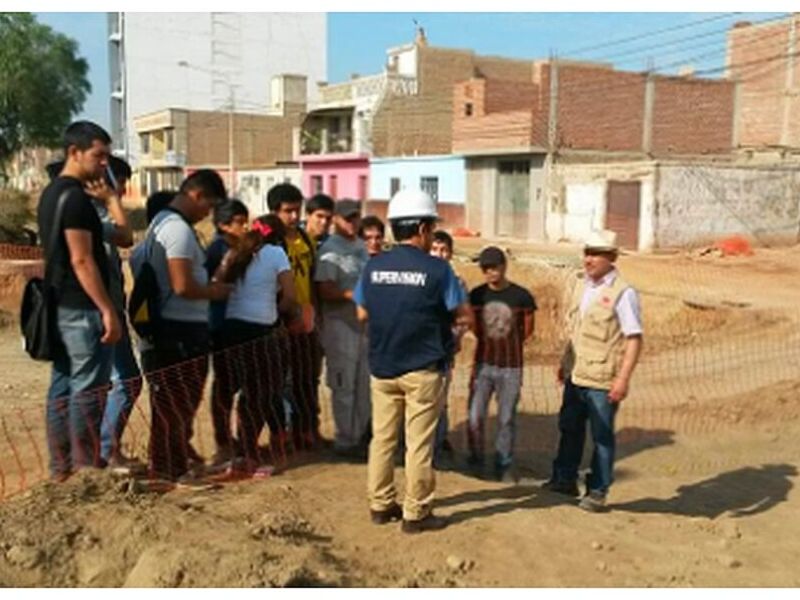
[467,246,536,482]
[315,200,371,457]
[544,230,643,512]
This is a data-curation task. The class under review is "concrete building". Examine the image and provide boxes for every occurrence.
[236,165,302,216]
[108,12,326,166]
[369,155,466,226]
[727,14,800,152]
[296,30,533,214]
[295,38,422,201]
[133,74,306,198]
[549,159,800,250]
[452,59,738,248]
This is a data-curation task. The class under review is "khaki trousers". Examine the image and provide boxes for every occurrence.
[367,368,446,521]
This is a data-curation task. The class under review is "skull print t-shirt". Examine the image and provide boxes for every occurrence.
[470,282,537,368]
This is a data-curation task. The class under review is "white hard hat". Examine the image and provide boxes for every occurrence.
[387,188,438,220]
[584,229,619,252]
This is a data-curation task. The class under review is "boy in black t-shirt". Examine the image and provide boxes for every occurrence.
[467,246,536,482]
[37,121,122,480]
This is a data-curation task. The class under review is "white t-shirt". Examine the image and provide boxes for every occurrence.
[579,269,643,337]
[225,244,291,325]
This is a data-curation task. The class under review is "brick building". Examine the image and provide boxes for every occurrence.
[727,14,800,151]
[452,59,737,247]
[298,30,535,225]
[133,74,306,199]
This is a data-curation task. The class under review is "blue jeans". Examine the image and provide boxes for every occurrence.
[47,306,113,477]
[99,318,142,460]
[552,379,619,495]
[467,364,522,472]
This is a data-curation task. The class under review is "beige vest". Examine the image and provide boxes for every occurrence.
[562,273,630,390]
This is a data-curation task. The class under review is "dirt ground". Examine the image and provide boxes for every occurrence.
[1,241,799,587]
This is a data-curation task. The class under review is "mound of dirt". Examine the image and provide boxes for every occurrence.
[0,470,357,587]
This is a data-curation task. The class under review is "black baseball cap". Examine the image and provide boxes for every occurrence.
[335,199,361,218]
[477,246,506,268]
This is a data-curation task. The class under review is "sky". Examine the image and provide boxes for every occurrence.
[35,11,783,131]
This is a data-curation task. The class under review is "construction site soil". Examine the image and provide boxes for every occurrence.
[1,239,799,587]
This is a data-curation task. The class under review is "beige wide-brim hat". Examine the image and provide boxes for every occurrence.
[584,229,619,252]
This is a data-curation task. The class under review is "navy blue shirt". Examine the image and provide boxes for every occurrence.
[354,244,466,378]
[205,234,229,332]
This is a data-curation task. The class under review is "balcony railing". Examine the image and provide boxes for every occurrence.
[318,73,418,106]
[300,130,353,155]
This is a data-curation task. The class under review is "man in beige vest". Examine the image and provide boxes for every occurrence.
[543,230,643,512]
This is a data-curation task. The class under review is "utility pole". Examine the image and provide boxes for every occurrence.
[178,59,237,193]
[228,86,235,192]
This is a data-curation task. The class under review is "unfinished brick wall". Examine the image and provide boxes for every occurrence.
[453,111,537,153]
[187,110,301,169]
[452,78,540,152]
[555,65,647,152]
[454,78,488,118]
[727,16,800,147]
[651,78,735,155]
[372,46,535,158]
[473,55,534,81]
[453,59,736,156]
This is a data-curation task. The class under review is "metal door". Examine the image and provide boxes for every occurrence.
[606,181,641,250]
[496,160,530,238]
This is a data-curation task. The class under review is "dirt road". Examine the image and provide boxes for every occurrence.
[0,243,799,587]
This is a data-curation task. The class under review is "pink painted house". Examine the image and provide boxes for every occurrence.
[299,153,369,200]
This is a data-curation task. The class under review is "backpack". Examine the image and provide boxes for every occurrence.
[20,189,70,361]
[127,216,167,342]
[127,259,162,342]
[127,208,195,341]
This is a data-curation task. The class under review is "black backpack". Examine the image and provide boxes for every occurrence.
[127,218,167,342]
[127,208,193,341]
[20,190,70,361]
[127,260,162,342]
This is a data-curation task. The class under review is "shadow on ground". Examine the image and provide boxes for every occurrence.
[446,412,675,481]
[613,463,798,518]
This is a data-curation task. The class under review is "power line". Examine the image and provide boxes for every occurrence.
[558,12,740,57]
[593,13,790,65]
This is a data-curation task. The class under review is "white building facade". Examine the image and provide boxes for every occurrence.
[108,12,327,166]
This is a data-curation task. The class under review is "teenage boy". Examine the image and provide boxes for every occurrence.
[206,199,250,464]
[268,183,323,451]
[467,246,536,482]
[38,121,121,480]
[303,193,334,249]
[134,169,233,482]
[429,230,468,468]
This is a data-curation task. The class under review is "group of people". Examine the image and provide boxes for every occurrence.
[35,119,642,534]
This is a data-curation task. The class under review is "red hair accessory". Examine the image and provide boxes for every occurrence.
[252,220,273,237]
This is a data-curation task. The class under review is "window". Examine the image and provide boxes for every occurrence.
[498,160,530,175]
[420,176,439,203]
[389,177,401,198]
[140,132,150,154]
[465,103,473,117]
[311,175,323,195]
[358,175,368,201]
[165,128,175,151]
[329,174,338,199]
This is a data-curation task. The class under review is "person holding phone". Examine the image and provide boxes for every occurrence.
[38,121,121,481]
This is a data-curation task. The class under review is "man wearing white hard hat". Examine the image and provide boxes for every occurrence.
[543,229,643,512]
[353,188,472,533]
